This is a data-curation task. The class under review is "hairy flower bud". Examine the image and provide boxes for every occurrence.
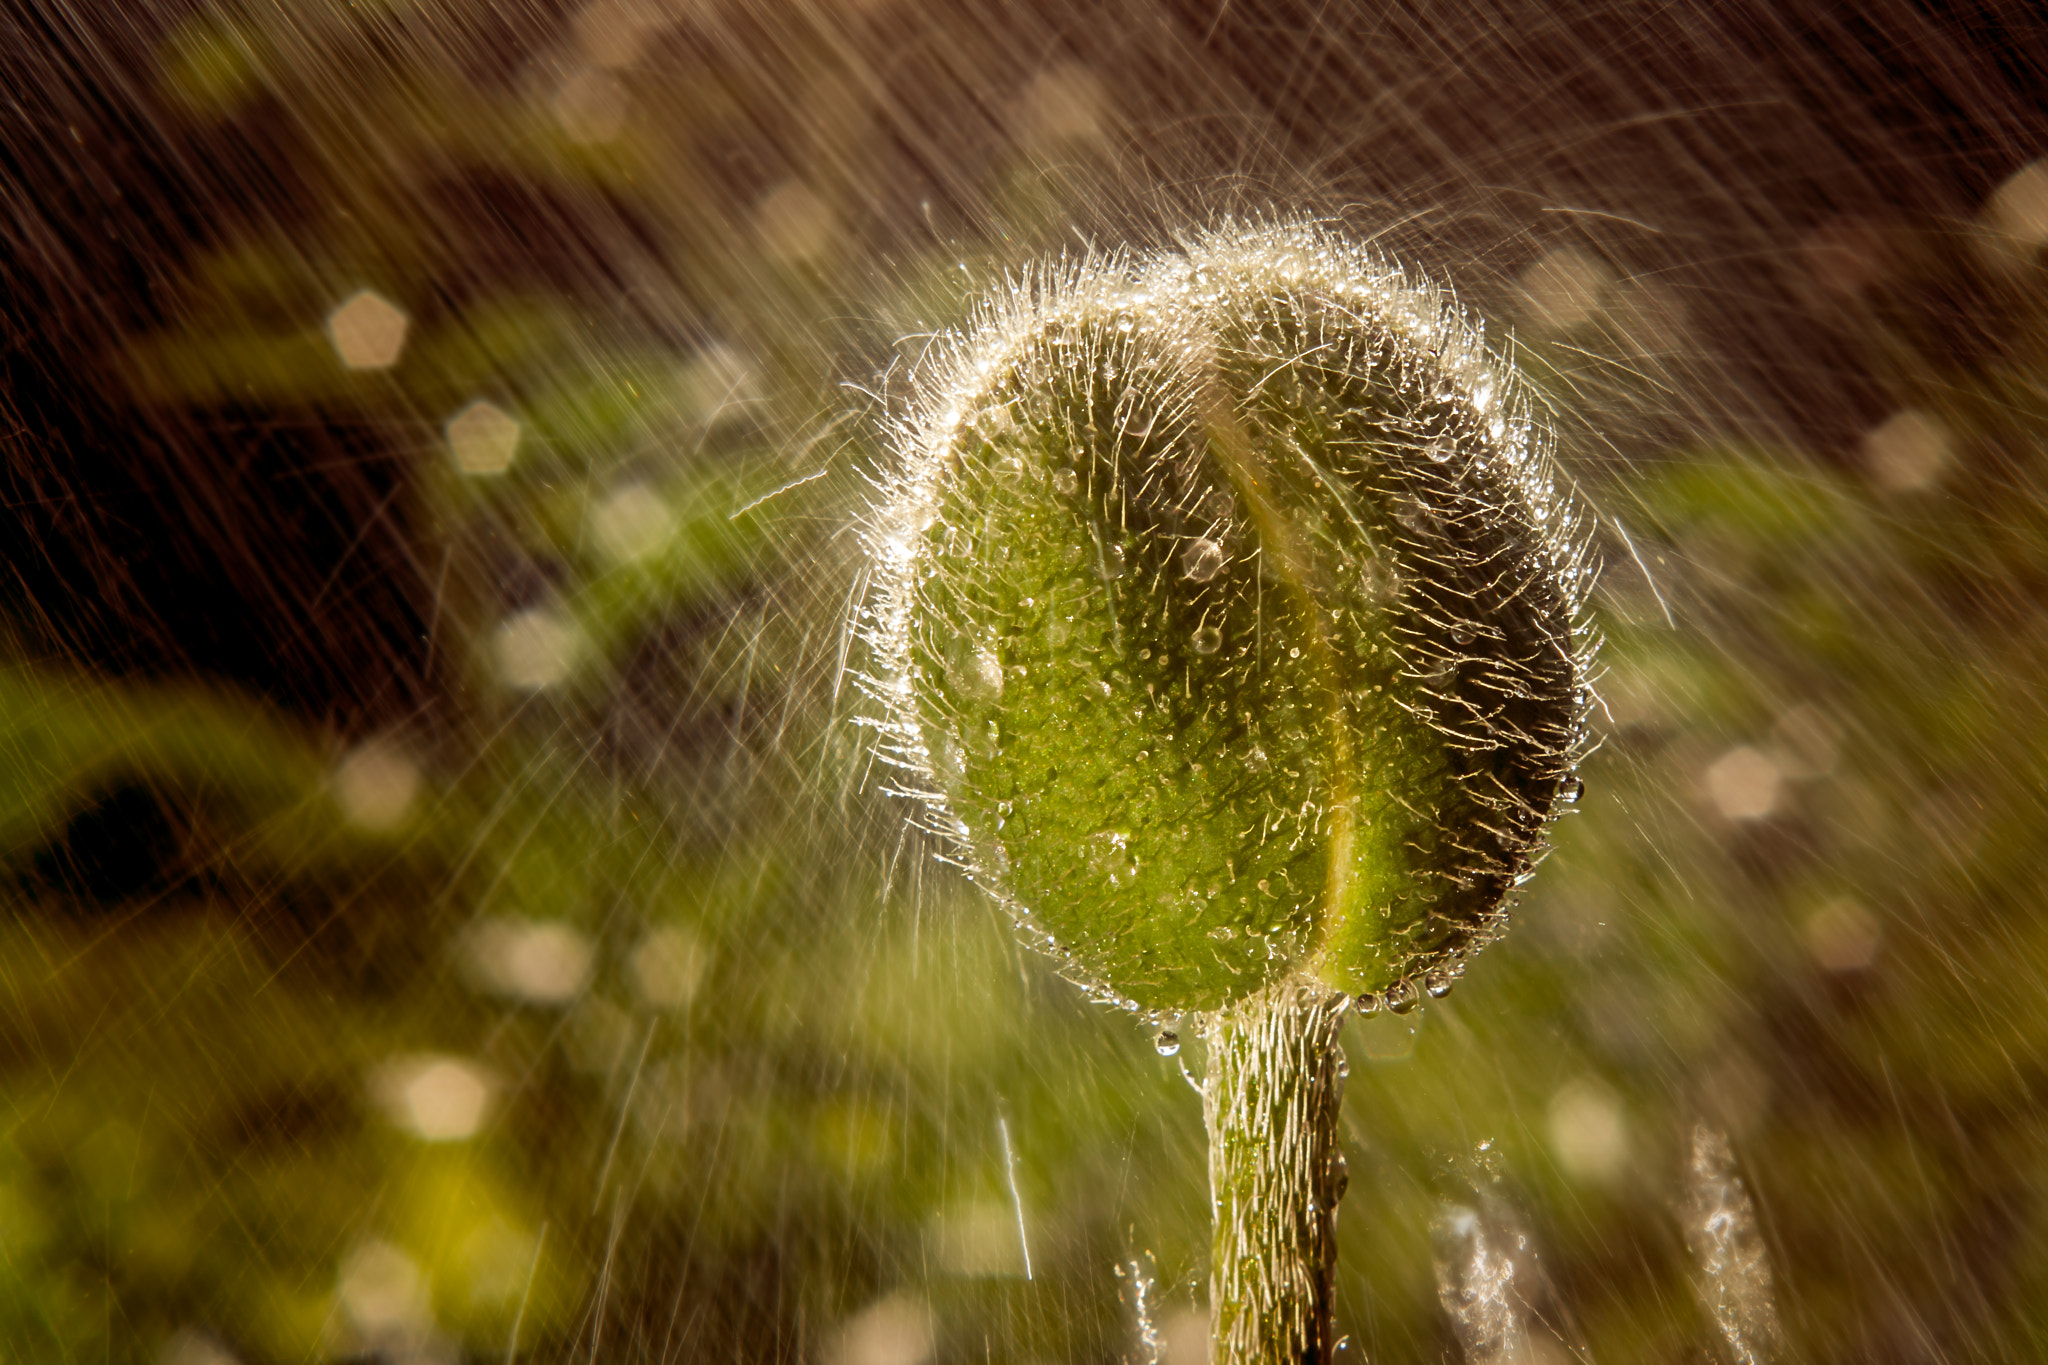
[865,221,1594,1016]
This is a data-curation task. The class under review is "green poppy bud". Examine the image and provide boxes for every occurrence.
[865,221,1593,1018]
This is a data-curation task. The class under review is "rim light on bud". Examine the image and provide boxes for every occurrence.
[863,221,1595,1017]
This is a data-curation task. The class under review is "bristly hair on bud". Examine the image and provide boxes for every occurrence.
[857,219,1597,1019]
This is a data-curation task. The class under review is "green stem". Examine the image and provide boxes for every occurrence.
[1204,978,1351,1365]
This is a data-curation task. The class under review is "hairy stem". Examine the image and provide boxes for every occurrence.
[1204,979,1351,1365]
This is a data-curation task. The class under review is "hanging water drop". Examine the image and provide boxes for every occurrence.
[1155,1030,1181,1057]
[1559,774,1585,804]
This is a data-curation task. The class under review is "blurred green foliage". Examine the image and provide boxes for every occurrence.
[7,3,2048,1364]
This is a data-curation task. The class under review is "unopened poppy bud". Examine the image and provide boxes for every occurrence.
[865,221,1594,1017]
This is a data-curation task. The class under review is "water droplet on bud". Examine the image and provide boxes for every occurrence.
[949,646,1004,701]
[1155,1030,1181,1056]
[1116,389,1158,437]
[1181,538,1225,582]
[1558,774,1585,804]
[1052,467,1080,496]
[1191,624,1222,654]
